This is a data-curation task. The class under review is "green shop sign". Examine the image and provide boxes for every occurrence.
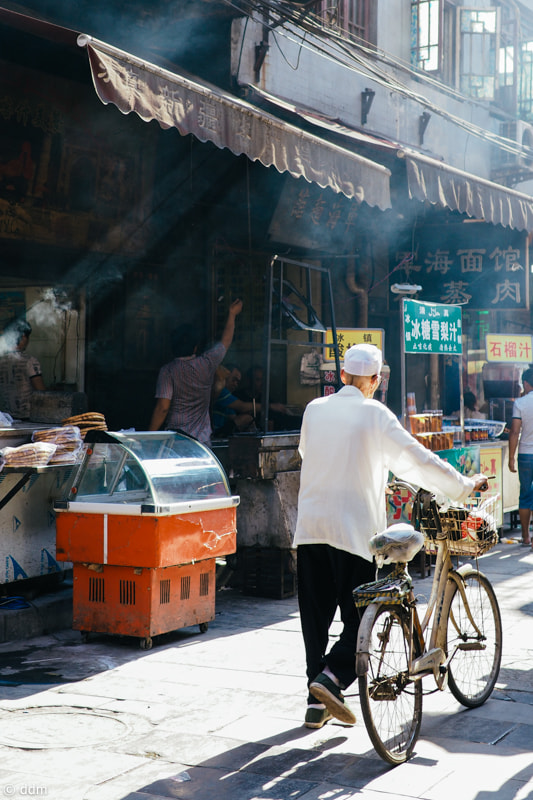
[402,299,462,355]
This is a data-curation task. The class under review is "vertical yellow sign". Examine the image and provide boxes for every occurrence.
[479,446,503,527]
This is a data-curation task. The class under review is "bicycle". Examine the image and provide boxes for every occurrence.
[353,479,502,766]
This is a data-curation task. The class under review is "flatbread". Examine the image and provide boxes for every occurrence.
[33,426,82,443]
[1,442,57,467]
[62,413,105,424]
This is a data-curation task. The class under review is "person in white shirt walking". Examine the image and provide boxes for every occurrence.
[508,367,533,547]
[294,343,489,730]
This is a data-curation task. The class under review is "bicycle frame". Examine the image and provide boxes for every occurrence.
[357,533,482,689]
[409,533,482,687]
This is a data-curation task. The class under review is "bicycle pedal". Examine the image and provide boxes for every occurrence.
[370,683,399,701]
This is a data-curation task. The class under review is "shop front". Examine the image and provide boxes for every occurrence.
[401,298,519,530]
[2,9,533,603]
[70,33,399,597]
[0,12,394,598]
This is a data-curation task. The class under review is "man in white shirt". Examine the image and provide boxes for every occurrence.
[508,367,533,547]
[0,320,45,420]
[294,343,488,729]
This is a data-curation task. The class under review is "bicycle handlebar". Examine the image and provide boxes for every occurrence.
[389,475,495,497]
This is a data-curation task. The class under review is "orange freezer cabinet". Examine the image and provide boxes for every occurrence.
[55,430,239,648]
[56,506,236,567]
[72,561,216,649]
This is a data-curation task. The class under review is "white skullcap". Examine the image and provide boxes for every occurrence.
[343,343,383,377]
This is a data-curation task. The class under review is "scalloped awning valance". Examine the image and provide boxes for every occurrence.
[79,36,391,210]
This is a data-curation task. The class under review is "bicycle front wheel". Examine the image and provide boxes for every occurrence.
[358,604,422,765]
[446,571,502,708]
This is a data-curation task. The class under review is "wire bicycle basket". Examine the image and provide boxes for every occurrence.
[412,490,499,557]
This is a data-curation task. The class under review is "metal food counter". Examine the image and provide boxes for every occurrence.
[437,439,519,526]
[0,425,78,585]
[213,432,301,598]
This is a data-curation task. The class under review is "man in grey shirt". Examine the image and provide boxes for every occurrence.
[509,366,533,547]
[148,299,242,446]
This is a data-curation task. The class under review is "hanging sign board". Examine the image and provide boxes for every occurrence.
[409,224,529,310]
[269,177,360,253]
[402,299,462,355]
[485,333,533,363]
[324,328,384,362]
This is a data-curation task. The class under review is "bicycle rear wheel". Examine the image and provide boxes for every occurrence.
[446,571,502,708]
[358,604,422,765]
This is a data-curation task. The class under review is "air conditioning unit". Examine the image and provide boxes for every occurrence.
[499,120,533,168]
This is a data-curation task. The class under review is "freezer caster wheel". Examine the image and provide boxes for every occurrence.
[140,637,153,650]
[199,622,209,633]
[80,631,90,643]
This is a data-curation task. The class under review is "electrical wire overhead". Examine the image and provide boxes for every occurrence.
[222,0,533,166]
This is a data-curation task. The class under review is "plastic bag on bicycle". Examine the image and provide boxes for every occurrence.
[368,523,425,567]
[460,502,497,541]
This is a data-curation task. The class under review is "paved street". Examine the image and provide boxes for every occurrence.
[0,535,532,800]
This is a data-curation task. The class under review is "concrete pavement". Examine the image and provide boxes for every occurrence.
[0,535,533,800]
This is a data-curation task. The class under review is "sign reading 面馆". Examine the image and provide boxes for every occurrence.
[404,224,529,310]
[403,299,462,355]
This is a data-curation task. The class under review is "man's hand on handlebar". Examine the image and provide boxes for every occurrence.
[472,473,489,493]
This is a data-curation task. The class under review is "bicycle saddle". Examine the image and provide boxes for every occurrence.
[369,523,425,567]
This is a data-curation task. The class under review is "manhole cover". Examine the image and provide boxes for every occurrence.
[0,707,130,749]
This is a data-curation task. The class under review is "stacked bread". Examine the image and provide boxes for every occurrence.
[61,412,107,439]
[1,442,57,467]
[32,425,84,464]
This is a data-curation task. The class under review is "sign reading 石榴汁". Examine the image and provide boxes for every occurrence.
[403,299,462,355]
[485,333,533,363]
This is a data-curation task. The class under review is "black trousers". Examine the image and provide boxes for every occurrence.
[296,543,375,703]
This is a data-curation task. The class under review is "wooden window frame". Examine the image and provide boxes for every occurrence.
[313,0,370,42]
[411,0,444,73]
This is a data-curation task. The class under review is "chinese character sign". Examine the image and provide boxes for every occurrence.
[485,334,533,363]
[479,447,503,527]
[324,328,384,361]
[268,177,362,253]
[406,225,529,310]
[403,299,462,355]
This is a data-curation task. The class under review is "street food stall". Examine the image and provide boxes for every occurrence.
[400,300,520,527]
[0,285,89,589]
[0,422,83,586]
[55,430,239,648]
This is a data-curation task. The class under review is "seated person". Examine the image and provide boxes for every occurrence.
[236,365,302,431]
[212,364,257,436]
[453,391,487,420]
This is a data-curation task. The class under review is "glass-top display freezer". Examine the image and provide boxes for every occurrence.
[56,429,238,514]
[55,430,239,568]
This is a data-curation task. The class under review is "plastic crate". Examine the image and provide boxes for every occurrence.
[241,547,297,599]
